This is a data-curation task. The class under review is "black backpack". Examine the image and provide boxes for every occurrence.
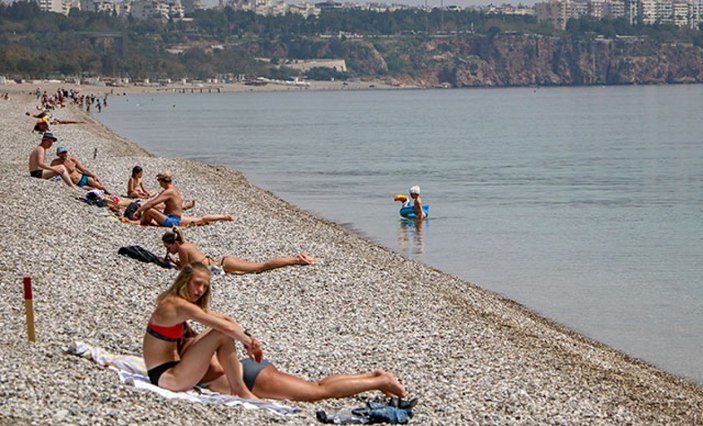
[124,200,141,220]
[118,245,173,269]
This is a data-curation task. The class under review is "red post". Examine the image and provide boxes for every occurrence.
[23,277,36,342]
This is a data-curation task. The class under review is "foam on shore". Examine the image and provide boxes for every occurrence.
[1,94,702,424]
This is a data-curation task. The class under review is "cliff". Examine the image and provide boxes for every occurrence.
[340,34,703,87]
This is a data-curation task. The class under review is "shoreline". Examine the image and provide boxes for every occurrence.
[1,79,413,97]
[1,93,703,424]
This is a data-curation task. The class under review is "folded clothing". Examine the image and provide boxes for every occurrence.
[316,400,415,424]
[118,245,173,269]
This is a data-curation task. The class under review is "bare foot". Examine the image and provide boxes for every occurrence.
[184,199,196,210]
[297,252,316,265]
[223,213,235,221]
[232,386,260,400]
[380,372,407,398]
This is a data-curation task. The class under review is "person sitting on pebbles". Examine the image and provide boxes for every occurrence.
[144,262,261,399]
[28,133,75,188]
[127,166,156,199]
[146,262,409,402]
[133,170,232,227]
[162,227,316,274]
[51,146,113,194]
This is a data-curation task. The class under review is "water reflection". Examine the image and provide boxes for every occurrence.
[398,218,427,255]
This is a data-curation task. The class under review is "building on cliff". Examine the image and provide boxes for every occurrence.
[36,0,80,14]
[535,0,703,29]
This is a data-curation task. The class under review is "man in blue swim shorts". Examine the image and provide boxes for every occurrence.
[50,146,113,194]
[132,170,234,227]
[133,170,184,227]
[162,214,182,227]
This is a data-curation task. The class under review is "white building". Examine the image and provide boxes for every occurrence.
[570,0,588,17]
[535,0,572,29]
[639,0,657,23]
[181,0,204,14]
[607,0,626,18]
[130,0,183,19]
[288,2,320,18]
[37,0,73,14]
[656,0,673,23]
[671,0,690,26]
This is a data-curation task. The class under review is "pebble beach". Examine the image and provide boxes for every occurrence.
[1,92,702,425]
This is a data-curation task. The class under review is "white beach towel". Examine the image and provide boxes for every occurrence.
[65,341,299,416]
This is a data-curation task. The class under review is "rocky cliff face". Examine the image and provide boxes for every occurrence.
[367,34,703,87]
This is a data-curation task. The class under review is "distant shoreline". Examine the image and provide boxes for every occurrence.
[1,79,415,97]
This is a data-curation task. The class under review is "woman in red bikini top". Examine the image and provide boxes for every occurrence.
[161,227,316,274]
[142,261,262,398]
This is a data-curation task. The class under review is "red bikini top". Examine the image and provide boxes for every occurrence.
[146,322,184,342]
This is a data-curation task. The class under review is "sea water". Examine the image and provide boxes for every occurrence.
[98,85,703,385]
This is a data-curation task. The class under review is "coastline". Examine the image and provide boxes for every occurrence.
[1,94,702,424]
[1,79,412,98]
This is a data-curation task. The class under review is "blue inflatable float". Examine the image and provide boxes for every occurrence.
[399,204,430,219]
[394,194,429,219]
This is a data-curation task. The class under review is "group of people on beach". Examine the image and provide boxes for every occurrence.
[25,97,410,406]
[32,87,107,113]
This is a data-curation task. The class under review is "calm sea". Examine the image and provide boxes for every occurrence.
[98,85,703,385]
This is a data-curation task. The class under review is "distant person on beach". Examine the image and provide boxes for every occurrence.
[28,133,75,188]
[161,227,316,274]
[26,111,50,133]
[132,170,233,227]
[127,166,155,199]
[50,146,113,194]
[149,262,408,402]
[409,186,426,220]
[143,262,261,399]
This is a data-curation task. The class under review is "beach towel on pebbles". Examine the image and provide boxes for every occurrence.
[65,341,299,416]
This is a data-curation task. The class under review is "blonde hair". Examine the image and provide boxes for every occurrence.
[162,227,186,245]
[157,262,211,309]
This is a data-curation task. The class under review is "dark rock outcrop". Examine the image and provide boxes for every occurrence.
[354,34,703,87]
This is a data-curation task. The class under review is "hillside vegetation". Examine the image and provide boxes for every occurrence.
[2,1,703,86]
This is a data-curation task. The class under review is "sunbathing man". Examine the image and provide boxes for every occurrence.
[133,170,233,227]
[51,146,113,194]
[28,133,75,188]
[145,262,408,402]
[162,227,316,274]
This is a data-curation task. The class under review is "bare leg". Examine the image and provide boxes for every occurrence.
[157,330,257,399]
[222,253,316,274]
[181,213,234,226]
[85,177,113,195]
[252,367,407,401]
[203,373,231,395]
[42,165,75,188]
[140,208,166,226]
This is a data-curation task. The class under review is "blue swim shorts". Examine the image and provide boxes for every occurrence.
[161,214,182,227]
[77,174,89,187]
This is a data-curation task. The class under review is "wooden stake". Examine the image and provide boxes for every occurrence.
[23,277,36,342]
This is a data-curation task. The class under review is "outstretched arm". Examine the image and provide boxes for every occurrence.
[134,189,170,216]
[72,157,98,181]
[177,301,258,351]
